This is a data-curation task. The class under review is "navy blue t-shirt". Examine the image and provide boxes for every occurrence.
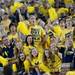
[2,45,14,58]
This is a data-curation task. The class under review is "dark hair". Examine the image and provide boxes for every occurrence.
[18,52,26,64]
[25,35,34,46]
[4,13,8,15]
[9,23,17,31]
[43,49,55,63]
[44,49,50,60]
[2,35,7,39]
[59,18,66,23]
[65,32,72,38]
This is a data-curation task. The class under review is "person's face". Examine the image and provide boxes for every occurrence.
[50,41,56,51]
[54,47,58,54]
[47,19,52,27]
[10,26,16,33]
[66,20,72,28]
[2,14,8,20]
[16,42,22,50]
[50,43,55,50]
[27,36,33,45]
[65,37,73,48]
[19,53,25,61]
[43,2,49,9]
[60,21,65,28]
[3,36,10,46]
[31,48,38,57]
[68,41,73,47]
[21,6,26,11]
[29,16,36,25]
[48,20,51,24]
[45,50,49,58]
[50,37,56,43]
[38,19,45,28]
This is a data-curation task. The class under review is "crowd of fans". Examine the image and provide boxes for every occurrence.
[0,0,75,75]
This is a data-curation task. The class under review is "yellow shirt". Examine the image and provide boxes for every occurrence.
[44,58,53,72]
[27,6,35,14]
[48,0,55,6]
[73,41,75,48]
[64,0,74,4]
[0,38,2,41]
[31,52,43,66]
[44,36,51,49]
[10,5,16,13]
[53,25,67,44]
[31,54,51,73]
[66,71,75,75]
[44,29,54,49]
[11,2,23,13]
[14,2,23,9]
[23,45,35,56]
[65,27,74,34]
[8,33,19,40]
[48,7,58,22]
[57,8,69,17]
[17,21,30,35]
[12,64,17,72]
[1,19,11,33]
[53,54,62,72]
[31,57,39,66]
[53,25,62,37]
[39,5,48,16]
[0,56,8,66]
